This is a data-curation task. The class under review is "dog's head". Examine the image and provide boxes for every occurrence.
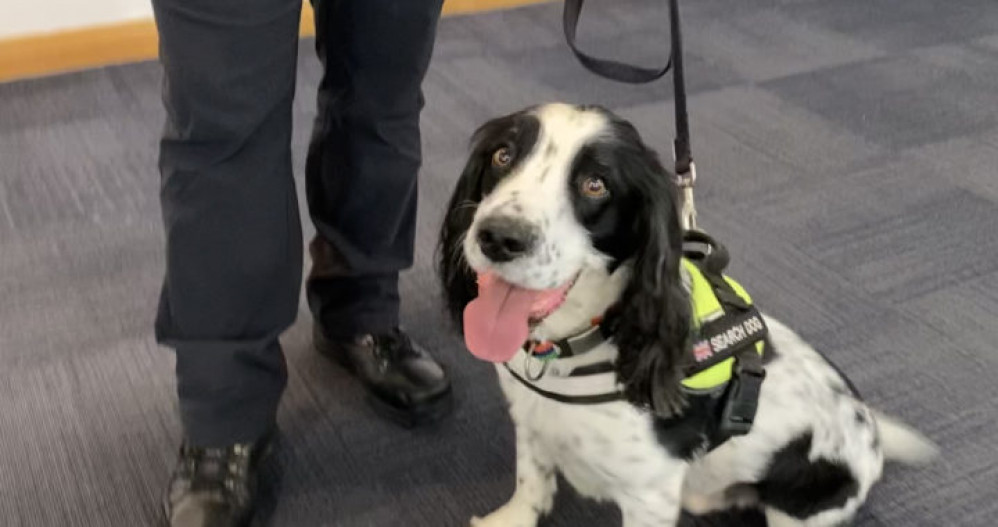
[438,103,691,413]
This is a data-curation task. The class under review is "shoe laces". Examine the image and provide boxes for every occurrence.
[371,329,421,361]
[179,443,253,494]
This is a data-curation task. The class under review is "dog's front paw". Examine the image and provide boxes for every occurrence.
[470,504,539,527]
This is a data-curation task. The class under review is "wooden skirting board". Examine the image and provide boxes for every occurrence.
[0,0,547,83]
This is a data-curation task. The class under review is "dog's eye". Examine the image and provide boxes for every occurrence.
[580,176,610,199]
[492,147,513,168]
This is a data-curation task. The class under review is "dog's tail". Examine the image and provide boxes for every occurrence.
[873,411,939,466]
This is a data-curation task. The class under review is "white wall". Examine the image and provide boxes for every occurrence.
[0,0,153,40]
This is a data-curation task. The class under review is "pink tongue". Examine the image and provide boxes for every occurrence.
[463,273,561,363]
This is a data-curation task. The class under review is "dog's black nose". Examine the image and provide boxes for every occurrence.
[476,216,538,263]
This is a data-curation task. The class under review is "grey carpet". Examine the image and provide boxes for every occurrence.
[2,0,997,525]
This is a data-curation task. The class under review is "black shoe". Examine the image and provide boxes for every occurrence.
[163,433,273,527]
[314,326,453,427]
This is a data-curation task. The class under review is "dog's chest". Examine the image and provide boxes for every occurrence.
[497,366,675,499]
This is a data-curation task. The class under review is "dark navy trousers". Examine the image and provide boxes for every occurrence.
[151,0,443,446]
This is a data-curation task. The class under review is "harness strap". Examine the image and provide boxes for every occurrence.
[683,230,729,276]
[503,364,624,405]
[717,341,766,439]
[684,305,767,378]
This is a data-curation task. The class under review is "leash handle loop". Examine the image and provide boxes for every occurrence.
[562,0,673,84]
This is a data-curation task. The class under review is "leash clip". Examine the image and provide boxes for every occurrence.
[676,161,698,231]
[675,160,697,189]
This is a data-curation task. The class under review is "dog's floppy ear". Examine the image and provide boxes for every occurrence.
[605,151,691,416]
[436,130,490,328]
[437,110,534,328]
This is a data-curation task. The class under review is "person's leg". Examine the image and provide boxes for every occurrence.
[305,0,443,336]
[154,0,302,449]
[152,0,302,523]
[304,0,451,426]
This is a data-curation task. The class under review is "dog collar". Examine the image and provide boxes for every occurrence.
[503,337,624,404]
[523,315,606,361]
[502,315,626,404]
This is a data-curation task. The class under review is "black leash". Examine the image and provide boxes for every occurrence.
[667,0,692,178]
[562,0,673,84]
[563,0,696,226]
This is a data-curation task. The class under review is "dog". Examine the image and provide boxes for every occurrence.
[437,103,937,527]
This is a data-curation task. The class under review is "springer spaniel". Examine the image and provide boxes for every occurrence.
[437,103,937,527]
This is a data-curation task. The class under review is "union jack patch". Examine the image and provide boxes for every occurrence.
[692,340,713,362]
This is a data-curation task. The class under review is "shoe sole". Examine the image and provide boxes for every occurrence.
[313,331,454,428]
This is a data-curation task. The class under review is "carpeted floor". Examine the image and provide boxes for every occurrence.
[2,0,997,525]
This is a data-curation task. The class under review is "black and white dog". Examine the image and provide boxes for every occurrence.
[438,103,937,527]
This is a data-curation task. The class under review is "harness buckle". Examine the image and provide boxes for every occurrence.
[718,360,766,438]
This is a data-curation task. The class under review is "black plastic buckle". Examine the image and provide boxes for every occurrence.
[718,362,766,438]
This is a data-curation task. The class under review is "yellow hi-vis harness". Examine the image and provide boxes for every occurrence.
[503,231,769,446]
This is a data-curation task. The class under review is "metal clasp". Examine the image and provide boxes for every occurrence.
[525,354,550,381]
[676,162,698,231]
[524,341,558,381]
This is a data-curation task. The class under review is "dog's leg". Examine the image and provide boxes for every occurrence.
[617,470,686,527]
[471,425,556,527]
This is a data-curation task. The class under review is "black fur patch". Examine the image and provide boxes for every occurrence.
[566,144,636,263]
[563,112,676,266]
[651,392,723,460]
[754,432,859,520]
[435,110,540,326]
